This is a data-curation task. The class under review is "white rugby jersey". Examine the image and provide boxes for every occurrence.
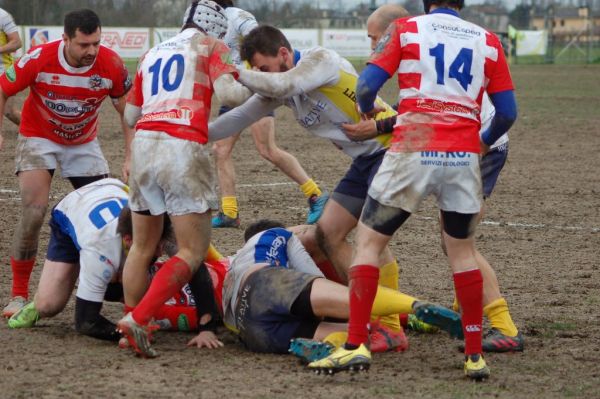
[0,8,17,72]
[51,178,129,302]
[210,47,397,159]
[222,7,258,66]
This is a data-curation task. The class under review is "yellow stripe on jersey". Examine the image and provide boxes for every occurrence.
[0,31,13,71]
[318,69,396,149]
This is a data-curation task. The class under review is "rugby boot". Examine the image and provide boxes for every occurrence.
[7,301,39,328]
[464,353,491,381]
[289,338,335,363]
[117,312,158,358]
[2,296,27,318]
[413,301,464,339]
[406,313,439,334]
[306,192,329,224]
[466,328,524,353]
[369,320,409,353]
[211,212,240,228]
[308,343,371,375]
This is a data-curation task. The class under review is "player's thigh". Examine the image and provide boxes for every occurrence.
[15,136,57,190]
[36,260,79,313]
[316,198,357,241]
[17,169,52,207]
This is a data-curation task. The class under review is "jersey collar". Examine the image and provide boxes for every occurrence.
[293,49,301,66]
[430,8,460,17]
[58,40,96,74]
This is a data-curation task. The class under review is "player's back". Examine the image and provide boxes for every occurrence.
[52,178,129,249]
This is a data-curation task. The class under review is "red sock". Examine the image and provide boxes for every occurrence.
[347,264,380,347]
[123,305,135,315]
[154,305,197,331]
[10,257,36,299]
[316,260,343,284]
[453,269,484,356]
[132,256,192,326]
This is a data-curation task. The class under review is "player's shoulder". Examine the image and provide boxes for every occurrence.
[0,7,13,21]
[225,7,256,25]
[300,46,337,63]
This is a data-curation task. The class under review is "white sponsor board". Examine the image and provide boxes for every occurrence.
[322,29,370,58]
[23,26,63,51]
[282,29,319,50]
[100,27,150,58]
[515,30,547,56]
[153,28,180,46]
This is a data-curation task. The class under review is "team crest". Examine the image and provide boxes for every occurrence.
[374,33,391,54]
[88,74,103,90]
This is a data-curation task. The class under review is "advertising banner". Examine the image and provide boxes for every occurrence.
[322,29,370,58]
[100,27,150,58]
[153,28,179,46]
[282,29,319,50]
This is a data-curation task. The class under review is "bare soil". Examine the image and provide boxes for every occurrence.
[0,64,599,398]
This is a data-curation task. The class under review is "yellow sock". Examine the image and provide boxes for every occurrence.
[452,296,460,312]
[221,196,238,219]
[300,179,322,198]
[374,260,402,331]
[371,286,417,317]
[205,243,225,262]
[484,298,518,337]
[323,331,347,348]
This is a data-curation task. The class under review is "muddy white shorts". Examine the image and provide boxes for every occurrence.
[128,130,218,216]
[368,150,482,215]
[15,135,109,177]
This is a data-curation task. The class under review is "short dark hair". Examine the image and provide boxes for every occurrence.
[240,25,291,62]
[64,9,101,38]
[213,0,234,8]
[117,206,172,241]
[244,219,285,242]
[423,0,464,13]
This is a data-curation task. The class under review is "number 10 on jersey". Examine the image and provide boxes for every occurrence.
[148,54,185,96]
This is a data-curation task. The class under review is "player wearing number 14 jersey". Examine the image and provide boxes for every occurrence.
[119,0,250,358]
[308,0,517,380]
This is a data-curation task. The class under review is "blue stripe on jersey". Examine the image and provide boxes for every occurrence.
[293,49,301,66]
[253,228,292,267]
[430,8,460,17]
[51,209,81,251]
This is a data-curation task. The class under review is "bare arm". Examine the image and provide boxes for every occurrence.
[112,96,135,182]
[0,31,21,54]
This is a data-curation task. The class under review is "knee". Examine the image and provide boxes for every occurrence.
[212,142,233,160]
[256,144,278,163]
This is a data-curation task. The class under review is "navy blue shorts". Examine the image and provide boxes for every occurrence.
[481,143,508,198]
[235,267,320,354]
[218,105,275,118]
[46,210,79,263]
[332,149,386,219]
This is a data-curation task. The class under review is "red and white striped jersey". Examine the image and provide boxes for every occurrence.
[127,28,237,144]
[0,40,131,145]
[369,10,513,153]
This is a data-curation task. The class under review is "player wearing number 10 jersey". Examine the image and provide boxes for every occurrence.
[308,0,517,380]
[119,0,250,358]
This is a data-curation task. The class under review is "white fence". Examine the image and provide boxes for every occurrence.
[16,26,371,59]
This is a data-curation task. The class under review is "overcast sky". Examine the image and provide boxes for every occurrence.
[340,0,519,9]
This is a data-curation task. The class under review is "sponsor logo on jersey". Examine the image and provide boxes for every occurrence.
[5,64,15,82]
[17,47,42,68]
[44,97,100,118]
[431,23,481,38]
[51,74,61,85]
[298,100,327,128]
[138,107,194,123]
[374,32,391,54]
[265,235,286,266]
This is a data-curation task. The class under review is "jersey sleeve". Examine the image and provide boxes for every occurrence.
[236,10,258,37]
[108,53,133,98]
[208,40,238,85]
[484,32,514,94]
[368,19,406,76]
[0,46,42,96]
[287,235,325,277]
[0,10,18,34]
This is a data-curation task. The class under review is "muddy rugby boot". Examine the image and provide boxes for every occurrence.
[289,338,334,363]
[308,343,371,375]
[406,313,439,334]
[211,212,240,228]
[413,301,464,339]
[464,353,491,381]
[2,296,27,318]
[8,301,39,328]
[369,320,409,353]
[306,192,329,224]
[117,313,158,358]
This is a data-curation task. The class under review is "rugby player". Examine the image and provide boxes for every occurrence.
[117,0,251,358]
[0,9,134,318]
[208,25,409,351]
[342,4,523,353]
[210,0,327,228]
[309,0,517,380]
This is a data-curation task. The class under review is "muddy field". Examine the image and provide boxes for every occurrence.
[0,64,599,398]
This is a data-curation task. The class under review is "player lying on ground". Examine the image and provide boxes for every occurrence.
[8,179,224,348]
[209,0,327,229]
[220,220,463,356]
[208,25,410,349]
